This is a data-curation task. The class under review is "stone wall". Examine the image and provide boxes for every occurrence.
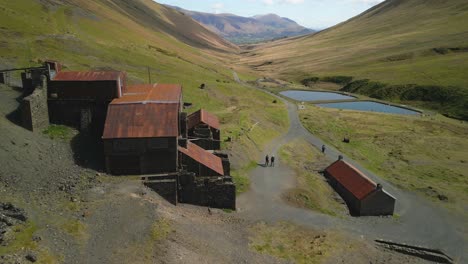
[20,76,49,132]
[179,175,236,210]
[144,179,178,205]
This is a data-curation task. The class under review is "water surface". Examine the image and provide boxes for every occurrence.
[317,101,420,115]
[280,90,355,101]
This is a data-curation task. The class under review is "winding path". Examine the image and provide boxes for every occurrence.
[233,72,467,261]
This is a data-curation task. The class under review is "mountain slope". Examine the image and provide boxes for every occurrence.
[240,0,468,118]
[0,0,237,69]
[167,6,314,44]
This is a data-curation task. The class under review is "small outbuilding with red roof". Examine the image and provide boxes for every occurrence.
[324,159,396,216]
[187,109,221,150]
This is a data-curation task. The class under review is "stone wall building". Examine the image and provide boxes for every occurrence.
[187,109,221,150]
[324,159,396,216]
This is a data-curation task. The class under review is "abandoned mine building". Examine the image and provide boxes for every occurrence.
[102,83,182,175]
[187,109,221,150]
[324,159,396,216]
[48,68,127,132]
[100,83,235,209]
[8,61,236,210]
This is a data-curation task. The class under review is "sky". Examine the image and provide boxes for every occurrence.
[154,0,386,29]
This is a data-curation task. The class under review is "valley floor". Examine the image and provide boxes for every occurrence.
[1,78,466,263]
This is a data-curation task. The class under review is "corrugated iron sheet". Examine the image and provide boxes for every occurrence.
[102,103,179,139]
[178,142,224,175]
[325,160,376,200]
[53,71,124,81]
[114,84,182,104]
[52,71,125,81]
[102,83,182,139]
[187,109,220,130]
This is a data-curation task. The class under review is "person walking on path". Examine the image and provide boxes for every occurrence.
[265,155,269,167]
[271,156,275,167]
[321,145,326,154]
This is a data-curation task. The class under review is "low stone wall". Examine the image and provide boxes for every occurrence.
[144,179,178,205]
[179,176,236,210]
[20,77,49,132]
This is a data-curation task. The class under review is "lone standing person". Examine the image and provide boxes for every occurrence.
[271,156,275,167]
[265,155,269,167]
[322,145,326,154]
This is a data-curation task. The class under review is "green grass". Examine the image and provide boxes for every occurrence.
[231,161,257,194]
[61,219,87,241]
[42,125,74,140]
[249,222,340,264]
[0,221,59,263]
[300,106,468,218]
[279,140,345,216]
[0,221,37,256]
[150,218,172,241]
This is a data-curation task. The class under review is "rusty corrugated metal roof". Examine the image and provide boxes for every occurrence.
[102,103,179,139]
[52,71,124,81]
[102,83,182,139]
[179,142,224,175]
[325,160,377,200]
[113,84,182,104]
[187,109,220,130]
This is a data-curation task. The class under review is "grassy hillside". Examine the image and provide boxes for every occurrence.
[239,0,468,118]
[299,106,468,218]
[0,0,288,178]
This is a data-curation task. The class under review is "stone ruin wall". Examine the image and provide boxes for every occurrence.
[20,76,49,132]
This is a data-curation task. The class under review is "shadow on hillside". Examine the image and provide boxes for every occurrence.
[70,131,105,172]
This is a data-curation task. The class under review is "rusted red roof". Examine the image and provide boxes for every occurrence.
[179,142,224,175]
[113,84,182,104]
[53,71,124,81]
[325,160,377,200]
[102,83,182,139]
[187,109,220,130]
[102,103,179,139]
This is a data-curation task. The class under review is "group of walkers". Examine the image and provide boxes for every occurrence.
[265,155,275,167]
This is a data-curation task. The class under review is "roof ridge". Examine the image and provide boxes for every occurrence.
[341,160,377,186]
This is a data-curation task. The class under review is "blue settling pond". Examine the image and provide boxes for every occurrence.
[280,90,355,101]
[317,101,420,115]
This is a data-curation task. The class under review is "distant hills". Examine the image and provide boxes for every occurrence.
[240,0,468,119]
[166,5,315,44]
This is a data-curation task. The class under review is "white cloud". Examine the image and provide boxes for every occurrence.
[262,0,304,5]
[281,0,305,4]
[346,0,385,5]
[212,2,224,13]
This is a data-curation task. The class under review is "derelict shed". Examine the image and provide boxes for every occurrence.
[324,160,396,216]
[48,71,126,100]
[187,109,221,150]
[102,84,183,175]
[179,141,225,177]
[47,71,127,131]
